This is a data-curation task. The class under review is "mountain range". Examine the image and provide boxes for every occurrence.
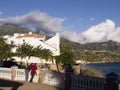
[0,23,120,53]
[0,23,30,35]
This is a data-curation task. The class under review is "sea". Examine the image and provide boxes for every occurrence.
[81,62,120,77]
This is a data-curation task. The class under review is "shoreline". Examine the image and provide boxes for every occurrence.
[80,61,120,77]
[80,61,120,65]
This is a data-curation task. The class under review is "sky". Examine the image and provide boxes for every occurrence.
[0,0,120,43]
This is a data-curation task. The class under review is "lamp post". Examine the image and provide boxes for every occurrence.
[105,72,119,90]
[64,64,74,90]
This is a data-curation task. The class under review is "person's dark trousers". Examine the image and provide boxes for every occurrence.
[29,73,35,82]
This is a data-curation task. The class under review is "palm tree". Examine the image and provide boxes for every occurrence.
[41,49,53,61]
[33,46,53,63]
[16,43,53,67]
[16,42,34,67]
[32,46,42,57]
[16,42,34,59]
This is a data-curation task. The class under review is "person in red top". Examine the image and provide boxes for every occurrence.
[29,63,37,82]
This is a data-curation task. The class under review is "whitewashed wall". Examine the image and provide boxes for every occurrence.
[4,32,60,64]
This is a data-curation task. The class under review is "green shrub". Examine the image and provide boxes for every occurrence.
[80,68,102,77]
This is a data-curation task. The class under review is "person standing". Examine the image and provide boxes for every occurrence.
[25,63,33,81]
[29,63,37,82]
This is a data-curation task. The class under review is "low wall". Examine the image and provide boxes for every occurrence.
[0,67,39,83]
[43,71,65,89]
[0,67,120,90]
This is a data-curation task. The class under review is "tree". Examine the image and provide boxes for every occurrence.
[16,43,53,67]
[16,42,34,59]
[41,49,53,61]
[33,46,53,63]
[0,36,12,60]
[55,43,75,70]
[16,42,34,67]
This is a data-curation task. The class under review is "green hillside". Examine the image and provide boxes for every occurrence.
[61,38,120,62]
[0,23,120,63]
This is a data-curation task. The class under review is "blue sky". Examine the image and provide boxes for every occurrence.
[0,0,120,43]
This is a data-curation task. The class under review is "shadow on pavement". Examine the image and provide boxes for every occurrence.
[0,79,23,90]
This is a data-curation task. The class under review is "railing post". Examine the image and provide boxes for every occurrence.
[64,64,74,90]
[11,68,16,80]
[73,64,80,74]
[105,72,119,90]
[38,70,45,83]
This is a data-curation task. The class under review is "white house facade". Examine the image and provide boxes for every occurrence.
[4,32,60,64]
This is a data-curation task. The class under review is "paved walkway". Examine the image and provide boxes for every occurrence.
[0,79,62,90]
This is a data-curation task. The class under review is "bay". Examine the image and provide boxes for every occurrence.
[81,62,120,77]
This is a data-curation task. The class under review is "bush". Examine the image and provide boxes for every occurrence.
[80,68,102,77]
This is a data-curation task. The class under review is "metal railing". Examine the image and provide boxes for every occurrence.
[71,75,105,90]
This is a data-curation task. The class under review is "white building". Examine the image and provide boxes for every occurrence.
[4,32,60,64]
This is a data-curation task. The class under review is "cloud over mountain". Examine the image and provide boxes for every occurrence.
[62,19,120,43]
[0,10,119,43]
[0,10,65,33]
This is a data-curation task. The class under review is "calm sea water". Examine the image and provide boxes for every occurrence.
[81,62,120,77]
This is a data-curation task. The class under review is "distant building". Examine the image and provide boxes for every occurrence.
[4,32,60,64]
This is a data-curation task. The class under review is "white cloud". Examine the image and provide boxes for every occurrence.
[81,19,116,43]
[61,19,120,43]
[0,10,65,33]
[61,31,81,42]
[0,11,119,43]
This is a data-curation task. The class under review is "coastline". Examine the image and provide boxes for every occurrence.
[80,62,120,76]
[80,61,120,65]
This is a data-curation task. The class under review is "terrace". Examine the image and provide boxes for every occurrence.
[0,67,119,90]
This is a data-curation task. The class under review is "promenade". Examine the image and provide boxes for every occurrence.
[0,79,62,90]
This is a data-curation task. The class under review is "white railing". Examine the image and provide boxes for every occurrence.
[1,67,119,90]
[43,71,65,89]
[15,69,40,82]
[15,69,26,81]
[0,67,11,80]
[71,75,105,90]
[0,67,39,83]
